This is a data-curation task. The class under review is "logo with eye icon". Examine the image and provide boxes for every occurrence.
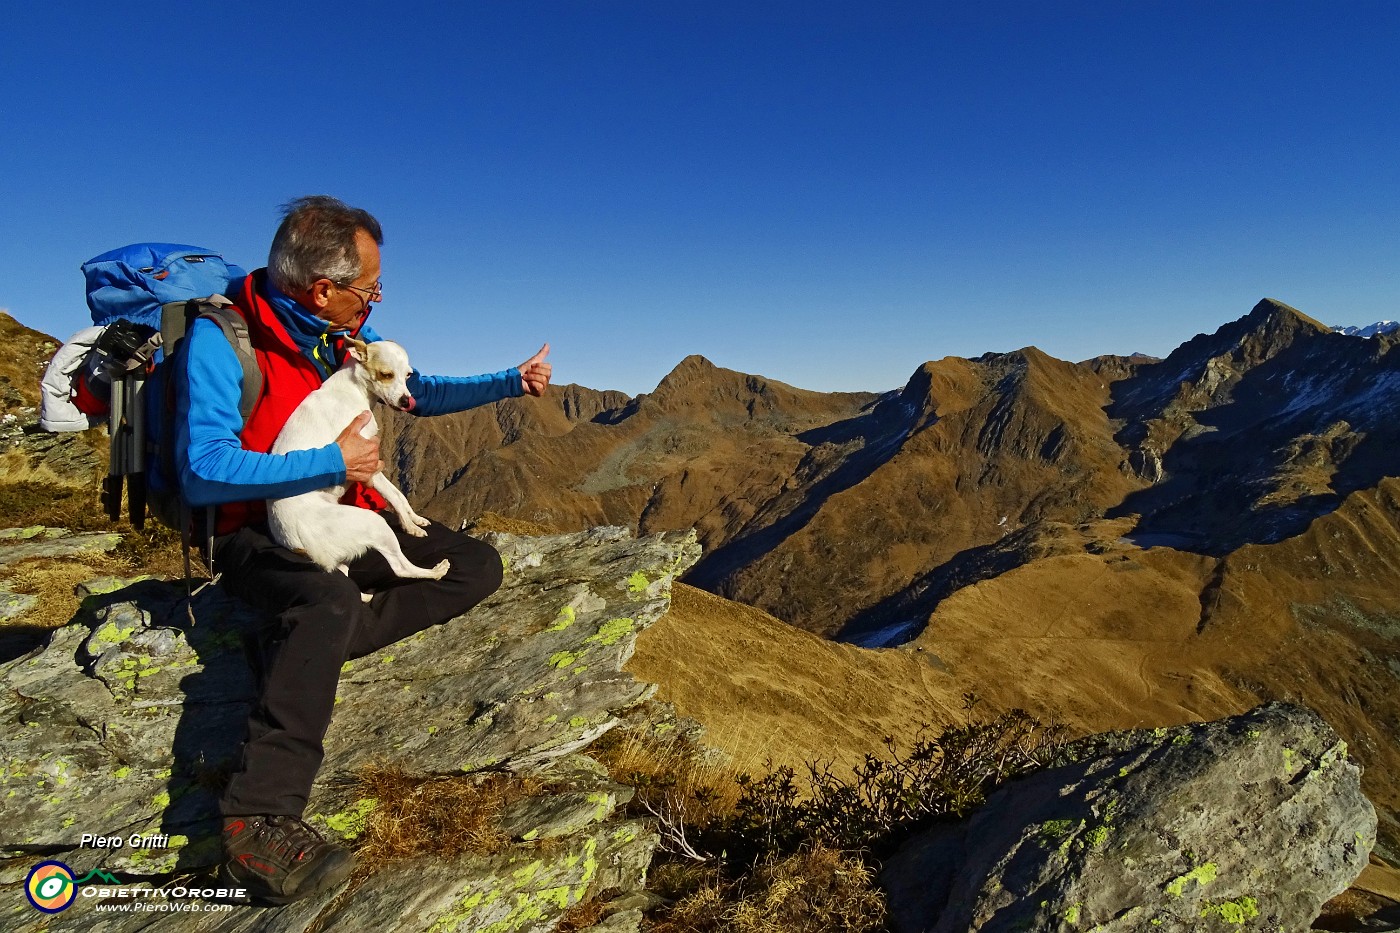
[26,861,77,913]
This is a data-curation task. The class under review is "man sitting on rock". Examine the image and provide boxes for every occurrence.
[176,195,551,904]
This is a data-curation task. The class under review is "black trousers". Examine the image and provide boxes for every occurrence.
[212,519,502,818]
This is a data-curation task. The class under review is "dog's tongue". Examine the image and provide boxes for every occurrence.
[403,396,416,412]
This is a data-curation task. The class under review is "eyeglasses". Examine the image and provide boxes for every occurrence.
[337,279,383,304]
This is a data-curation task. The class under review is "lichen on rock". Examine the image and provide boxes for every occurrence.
[0,526,697,931]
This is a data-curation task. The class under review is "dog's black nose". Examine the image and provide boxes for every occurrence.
[398,395,415,412]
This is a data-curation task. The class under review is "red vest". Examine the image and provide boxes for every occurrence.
[212,272,387,535]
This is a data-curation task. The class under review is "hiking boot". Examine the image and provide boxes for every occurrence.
[218,815,354,905]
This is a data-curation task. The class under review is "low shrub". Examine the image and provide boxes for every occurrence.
[606,698,1067,932]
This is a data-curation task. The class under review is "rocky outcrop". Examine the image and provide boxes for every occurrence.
[882,703,1376,933]
[0,526,700,932]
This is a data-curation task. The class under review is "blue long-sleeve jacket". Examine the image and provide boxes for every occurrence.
[176,282,523,508]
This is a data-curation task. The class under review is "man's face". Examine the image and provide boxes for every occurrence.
[316,228,382,331]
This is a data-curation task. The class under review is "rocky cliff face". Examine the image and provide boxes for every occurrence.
[1109,299,1400,550]
[0,526,699,932]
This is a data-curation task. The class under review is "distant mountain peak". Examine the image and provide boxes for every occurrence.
[649,354,726,398]
[1245,298,1329,334]
[1332,320,1399,338]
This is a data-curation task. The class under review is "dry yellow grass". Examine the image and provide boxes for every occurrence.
[0,520,187,633]
[351,764,541,866]
[627,583,964,777]
[0,449,98,488]
[649,844,886,933]
[2,559,131,630]
[464,511,557,536]
[591,727,752,831]
[555,895,611,932]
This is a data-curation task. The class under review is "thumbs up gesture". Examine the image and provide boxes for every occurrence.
[518,343,552,397]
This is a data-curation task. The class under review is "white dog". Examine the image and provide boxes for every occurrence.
[267,338,449,582]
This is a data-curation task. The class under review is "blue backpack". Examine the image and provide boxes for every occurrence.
[82,243,245,330]
[40,244,264,532]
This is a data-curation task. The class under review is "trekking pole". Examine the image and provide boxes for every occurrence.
[102,376,126,522]
[126,371,147,529]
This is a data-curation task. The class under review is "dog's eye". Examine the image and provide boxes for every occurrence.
[377,371,394,381]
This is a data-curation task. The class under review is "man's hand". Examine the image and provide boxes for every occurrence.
[335,411,382,484]
[518,343,552,397]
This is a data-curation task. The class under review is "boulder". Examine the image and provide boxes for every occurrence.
[882,703,1376,933]
[0,526,700,932]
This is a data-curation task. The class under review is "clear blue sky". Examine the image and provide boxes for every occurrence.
[2,1,1396,396]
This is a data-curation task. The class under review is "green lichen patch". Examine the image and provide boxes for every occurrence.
[1200,896,1259,924]
[549,651,581,669]
[322,797,378,841]
[585,618,634,647]
[625,571,650,594]
[93,621,137,648]
[512,860,544,885]
[1165,862,1218,897]
[1313,740,1348,776]
[547,605,576,632]
[1282,746,1299,779]
[426,889,485,933]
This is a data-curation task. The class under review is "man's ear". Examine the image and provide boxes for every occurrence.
[307,279,335,310]
[344,336,368,362]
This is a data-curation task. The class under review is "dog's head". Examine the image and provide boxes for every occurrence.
[345,338,416,412]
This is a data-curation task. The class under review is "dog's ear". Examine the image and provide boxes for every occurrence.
[343,336,368,362]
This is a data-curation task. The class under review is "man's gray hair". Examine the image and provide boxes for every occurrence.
[267,195,384,294]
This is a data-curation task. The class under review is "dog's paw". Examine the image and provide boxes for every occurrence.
[429,559,450,579]
[412,514,431,528]
[404,521,429,538]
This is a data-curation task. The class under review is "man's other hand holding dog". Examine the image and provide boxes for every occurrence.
[335,410,382,484]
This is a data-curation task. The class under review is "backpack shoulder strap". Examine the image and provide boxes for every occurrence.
[161,295,263,422]
[197,304,262,422]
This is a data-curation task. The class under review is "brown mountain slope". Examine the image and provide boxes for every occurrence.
[405,355,881,555]
[909,479,1400,857]
[626,583,964,773]
[1107,299,1400,551]
[396,348,1148,637]
[380,383,631,507]
[631,481,1400,857]
[0,311,61,414]
[691,346,1144,636]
